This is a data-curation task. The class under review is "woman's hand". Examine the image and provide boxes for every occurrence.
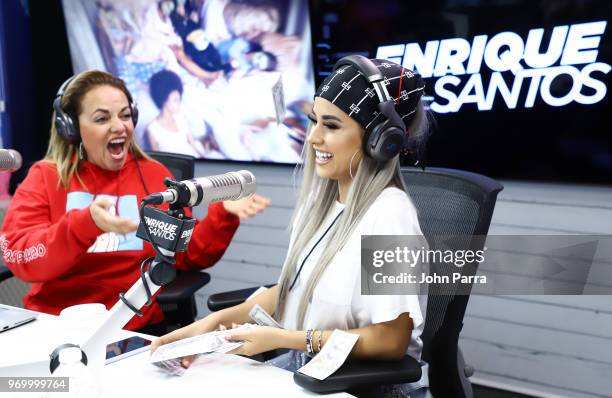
[89,197,138,234]
[223,194,271,219]
[150,316,219,368]
[225,325,285,357]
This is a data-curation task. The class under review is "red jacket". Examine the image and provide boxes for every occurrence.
[0,154,239,330]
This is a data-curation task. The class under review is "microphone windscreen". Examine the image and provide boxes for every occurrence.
[0,149,22,172]
[235,170,256,198]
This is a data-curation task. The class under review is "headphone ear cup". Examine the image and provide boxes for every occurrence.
[130,101,139,127]
[54,115,68,141]
[364,122,382,159]
[365,120,405,162]
[53,98,80,144]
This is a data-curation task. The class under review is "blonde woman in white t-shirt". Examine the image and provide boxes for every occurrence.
[152,56,431,397]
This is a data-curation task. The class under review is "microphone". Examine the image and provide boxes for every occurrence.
[144,170,256,207]
[0,149,22,172]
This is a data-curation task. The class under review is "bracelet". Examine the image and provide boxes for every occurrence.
[317,330,323,353]
[306,329,314,356]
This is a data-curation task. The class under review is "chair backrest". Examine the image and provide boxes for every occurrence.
[402,167,503,397]
[0,206,31,307]
[147,151,195,181]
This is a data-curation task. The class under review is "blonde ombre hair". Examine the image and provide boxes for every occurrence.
[44,70,150,189]
[275,102,430,329]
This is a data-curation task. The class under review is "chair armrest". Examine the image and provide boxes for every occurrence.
[0,266,13,283]
[207,285,275,312]
[156,271,210,304]
[293,355,422,394]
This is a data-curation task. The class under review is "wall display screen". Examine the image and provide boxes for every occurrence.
[310,0,611,184]
[62,0,315,163]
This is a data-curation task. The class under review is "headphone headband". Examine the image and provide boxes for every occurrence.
[334,55,390,101]
[335,56,383,81]
[55,76,75,99]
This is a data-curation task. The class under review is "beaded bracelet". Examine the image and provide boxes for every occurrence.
[306,329,314,356]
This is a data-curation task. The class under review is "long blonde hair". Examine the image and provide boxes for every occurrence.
[275,102,430,329]
[44,70,150,189]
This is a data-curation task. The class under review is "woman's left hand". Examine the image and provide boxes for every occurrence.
[223,194,271,219]
[225,325,284,357]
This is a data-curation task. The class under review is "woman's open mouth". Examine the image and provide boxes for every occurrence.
[107,137,127,160]
[315,149,333,165]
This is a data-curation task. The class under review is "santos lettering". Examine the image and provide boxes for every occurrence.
[144,217,178,241]
[376,21,610,112]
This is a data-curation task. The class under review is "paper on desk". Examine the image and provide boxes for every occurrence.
[149,324,256,363]
[297,329,359,380]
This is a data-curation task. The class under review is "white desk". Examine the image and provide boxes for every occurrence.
[0,305,352,397]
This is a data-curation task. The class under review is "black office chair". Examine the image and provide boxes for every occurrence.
[207,167,503,397]
[0,206,31,306]
[0,267,13,284]
[0,151,211,333]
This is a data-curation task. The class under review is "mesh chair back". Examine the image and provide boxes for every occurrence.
[0,206,31,307]
[147,151,195,181]
[0,272,30,307]
[402,167,502,395]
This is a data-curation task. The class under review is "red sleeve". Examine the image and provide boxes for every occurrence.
[174,202,239,270]
[0,163,103,282]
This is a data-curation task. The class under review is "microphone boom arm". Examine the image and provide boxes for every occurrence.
[68,202,193,374]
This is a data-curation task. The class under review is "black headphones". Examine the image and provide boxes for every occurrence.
[53,75,139,145]
[333,55,409,163]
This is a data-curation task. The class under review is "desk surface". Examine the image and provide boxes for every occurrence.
[0,305,352,397]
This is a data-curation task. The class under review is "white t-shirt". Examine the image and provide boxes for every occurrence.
[280,187,427,360]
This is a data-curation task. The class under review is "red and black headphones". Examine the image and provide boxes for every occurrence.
[332,55,425,165]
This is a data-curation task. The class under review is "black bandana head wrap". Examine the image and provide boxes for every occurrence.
[314,59,425,133]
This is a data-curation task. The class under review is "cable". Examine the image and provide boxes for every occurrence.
[132,147,151,195]
[289,210,344,291]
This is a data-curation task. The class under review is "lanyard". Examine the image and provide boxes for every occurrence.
[289,209,344,291]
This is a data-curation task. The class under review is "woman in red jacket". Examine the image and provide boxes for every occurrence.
[0,70,269,332]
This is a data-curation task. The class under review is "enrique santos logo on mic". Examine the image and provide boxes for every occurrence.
[144,217,178,241]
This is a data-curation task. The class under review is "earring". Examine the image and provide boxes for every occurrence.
[78,142,84,160]
[349,149,360,180]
